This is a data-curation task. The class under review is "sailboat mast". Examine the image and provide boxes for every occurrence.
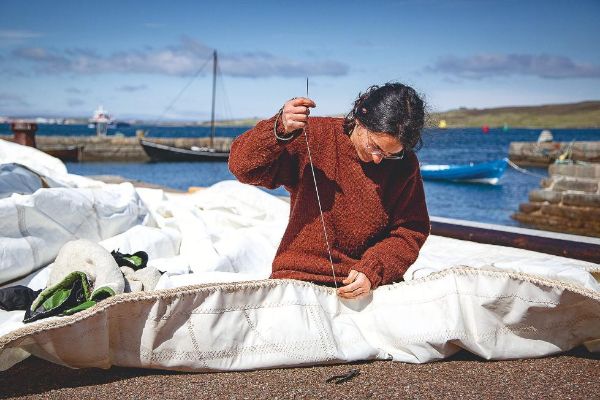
[210,50,217,148]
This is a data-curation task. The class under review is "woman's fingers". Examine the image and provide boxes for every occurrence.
[338,273,367,295]
[282,113,309,133]
[287,106,311,115]
[348,287,368,298]
[339,287,369,299]
[288,97,316,108]
[284,98,315,115]
[338,271,372,299]
[281,97,316,133]
[338,286,368,299]
[338,280,362,294]
[342,269,359,285]
[283,120,305,132]
[286,113,308,123]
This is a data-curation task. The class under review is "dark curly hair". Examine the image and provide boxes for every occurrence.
[343,82,426,151]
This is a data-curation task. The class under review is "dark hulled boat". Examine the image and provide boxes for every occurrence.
[140,139,229,162]
[42,145,84,162]
[139,50,230,162]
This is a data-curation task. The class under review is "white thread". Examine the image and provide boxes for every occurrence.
[303,77,338,288]
[302,128,338,289]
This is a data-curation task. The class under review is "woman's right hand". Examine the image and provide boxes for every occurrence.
[281,97,316,134]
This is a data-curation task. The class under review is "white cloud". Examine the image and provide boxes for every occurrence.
[65,87,88,94]
[0,93,29,107]
[428,53,600,79]
[66,98,85,107]
[117,84,148,92]
[0,30,43,40]
[11,37,349,78]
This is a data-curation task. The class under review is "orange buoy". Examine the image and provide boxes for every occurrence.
[482,125,490,134]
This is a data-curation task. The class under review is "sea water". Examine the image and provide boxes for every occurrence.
[3,123,599,227]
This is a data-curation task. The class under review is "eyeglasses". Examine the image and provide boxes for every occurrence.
[365,131,404,160]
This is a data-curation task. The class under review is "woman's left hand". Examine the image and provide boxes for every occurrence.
[337,270,372,299]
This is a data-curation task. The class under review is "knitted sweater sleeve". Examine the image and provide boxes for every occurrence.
[351,161,430,289]
[228,113,303,190]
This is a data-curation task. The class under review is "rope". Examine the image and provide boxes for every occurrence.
[506,158,547,179]
[217,64,234,123]
[147,54,213,135]
[302,78,338,288]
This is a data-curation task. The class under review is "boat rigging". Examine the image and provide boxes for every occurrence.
[140,50,230,162]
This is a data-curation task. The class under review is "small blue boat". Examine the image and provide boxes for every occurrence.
[420,158,508,184]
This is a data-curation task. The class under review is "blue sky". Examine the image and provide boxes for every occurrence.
[1,0,599,121]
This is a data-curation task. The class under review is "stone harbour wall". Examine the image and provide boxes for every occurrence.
[508,141,600,167]
[0,135,234,162]
[512,163,600,237]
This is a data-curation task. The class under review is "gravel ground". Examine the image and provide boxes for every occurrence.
[1,347,598,399]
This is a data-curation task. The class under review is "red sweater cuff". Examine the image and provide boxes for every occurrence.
[352,259,384,290]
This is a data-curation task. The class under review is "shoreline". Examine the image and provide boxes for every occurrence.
[0,135,234,162]
[3,122,600,132]
[4,134,600,166]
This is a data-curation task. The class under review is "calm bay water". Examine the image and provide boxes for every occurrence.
[0,123,251,138]
[3,123,599,227]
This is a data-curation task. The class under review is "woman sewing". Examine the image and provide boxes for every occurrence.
[229,82,430,299]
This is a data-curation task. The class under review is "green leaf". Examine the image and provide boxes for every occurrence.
[64,300,96,315]
[42,288,71,310]
[126,255,143,267]
[91,286,115,301]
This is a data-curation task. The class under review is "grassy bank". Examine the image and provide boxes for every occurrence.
[431,101,600,129]
[199,118,261,127]
[203,101,600,129]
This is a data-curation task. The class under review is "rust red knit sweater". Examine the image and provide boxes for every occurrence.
[228,114,430,289]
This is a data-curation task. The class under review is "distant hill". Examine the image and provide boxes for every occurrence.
[6,101,598,129]
[431,101,600,129]
[198,118,261,127]
[206,101,600,129]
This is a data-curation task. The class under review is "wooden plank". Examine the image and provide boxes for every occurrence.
[430,216,600,263]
